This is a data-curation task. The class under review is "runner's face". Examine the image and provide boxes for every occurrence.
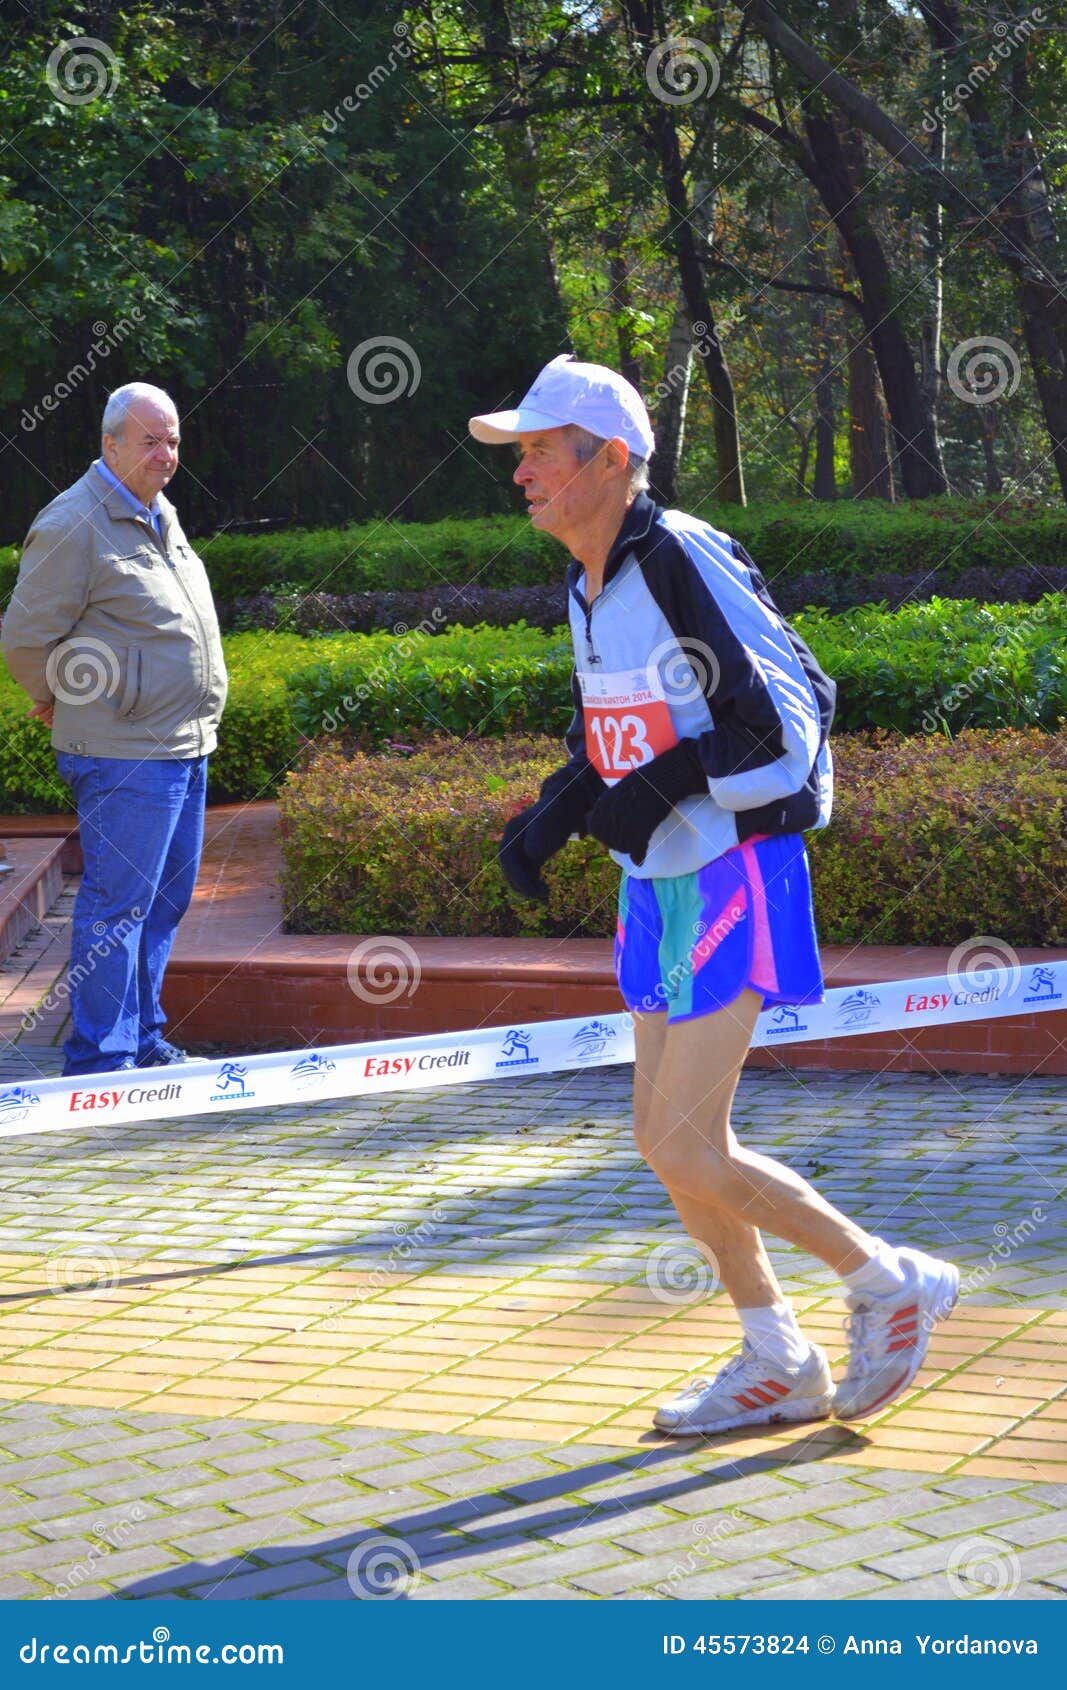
[512,427,603,542]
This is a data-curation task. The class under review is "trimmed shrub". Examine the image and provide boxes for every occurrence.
[196,501,1067,600]
[282,599,1067,743]
[5,503,1066,614]
[278,730,1067,946]
[1,600,1063,811]
[198,515,560,599]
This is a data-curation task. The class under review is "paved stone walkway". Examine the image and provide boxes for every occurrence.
[0,886,1064,1599]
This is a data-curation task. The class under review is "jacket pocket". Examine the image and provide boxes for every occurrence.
[117,646,145,718]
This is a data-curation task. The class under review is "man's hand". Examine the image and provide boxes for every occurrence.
[27,699,54,728]
[498,760,606,902]
[588,739,707,866]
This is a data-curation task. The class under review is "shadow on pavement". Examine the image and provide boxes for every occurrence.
[116,1428,869,1600]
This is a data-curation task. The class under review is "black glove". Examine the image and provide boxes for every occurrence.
[499,760,606,902]
[588,739,707,866]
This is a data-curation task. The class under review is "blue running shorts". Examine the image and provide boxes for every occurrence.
[615,833,824,1022]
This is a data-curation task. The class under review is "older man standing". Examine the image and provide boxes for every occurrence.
[1,383,227,1076]
[470,355,958,1429]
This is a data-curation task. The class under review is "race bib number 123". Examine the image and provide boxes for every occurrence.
[579,668,678,785]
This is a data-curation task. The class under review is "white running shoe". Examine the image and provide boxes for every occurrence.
[653,1342,834,1436]
[833,1246,960,1421]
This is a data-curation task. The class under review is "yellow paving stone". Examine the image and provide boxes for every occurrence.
[983,1435,1067,1462]
[866,1426,979,1457]
[962,1456,1067,1481]
[197,1362,319,1384]
[417,1374,521,1401]
[457,1358,566,1383]
[0,1363,90,1385]
[350,1408,467,1433]
[884,1407,1020,1436]
[519,1383,653,1407]
[266,1386,389,1409]
[458,1416,595,1442]
[0,1254,1062,1468]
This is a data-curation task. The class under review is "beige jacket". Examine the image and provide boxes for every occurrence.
[1,466,227,759]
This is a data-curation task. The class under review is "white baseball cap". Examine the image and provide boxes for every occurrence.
[469,354,655,460]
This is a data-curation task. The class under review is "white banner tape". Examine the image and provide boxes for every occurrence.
[1,960,1064,1142]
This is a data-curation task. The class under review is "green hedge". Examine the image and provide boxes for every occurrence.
[7,501,1064,608]
[278,730,1067,946]
[188,500,1067,597]
[0,631,305,812]
[1,598,1064,810]
[282,597,1067,743]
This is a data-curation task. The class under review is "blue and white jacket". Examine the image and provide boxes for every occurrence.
[563,494,835,879]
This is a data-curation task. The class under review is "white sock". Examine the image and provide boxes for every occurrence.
[843,1238,908,1299]
[738,1302,810,1370]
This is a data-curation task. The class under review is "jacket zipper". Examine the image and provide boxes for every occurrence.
[148,517,216,753]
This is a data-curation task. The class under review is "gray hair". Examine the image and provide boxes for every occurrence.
[101,382,178,447]
[567,423,650,493]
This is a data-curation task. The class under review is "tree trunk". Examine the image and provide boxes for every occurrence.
[848,332,894,501]
[623,0,745,503]
[806,234,837,499]
[804,112,948,498]
[917,82,948,492]
[603,227,643,393]
[650,301,694,507]
[740,0,1067,501]
[979,406,1004,496]
[475,3,567,328]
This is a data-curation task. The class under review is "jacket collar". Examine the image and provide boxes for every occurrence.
[86,463,175,550]
[565,492,660,597]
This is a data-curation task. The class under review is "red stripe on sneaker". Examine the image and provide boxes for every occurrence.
[887,1338,916,1351]
[733,1394,758,1409]
[892,1304,918,1318]
[762,1380,792,1397]
[747,1387,778,1405]
[857,1369,909,1413]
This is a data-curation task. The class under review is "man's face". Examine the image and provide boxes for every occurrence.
[103,400,180,506]
[512,426,606,542]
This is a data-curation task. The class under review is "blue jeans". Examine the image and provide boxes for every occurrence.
[56,754,207,1076]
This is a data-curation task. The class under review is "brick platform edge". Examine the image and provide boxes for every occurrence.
[4,808,1064,1075]
[161,942,1067,1076]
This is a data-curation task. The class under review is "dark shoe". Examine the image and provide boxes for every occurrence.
[62,1057,137,1078]
[136,1043,188,1068]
